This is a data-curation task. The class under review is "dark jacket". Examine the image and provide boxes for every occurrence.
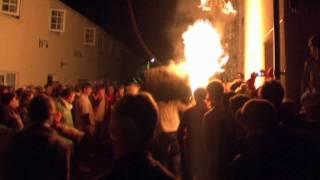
[6,123,71,180]
[99,152,175,180]
[0,125,14,179]
[202,105,237,180]
[178,103,208,180]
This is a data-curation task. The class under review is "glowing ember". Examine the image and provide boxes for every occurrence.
[222,1,237,15]
[182,19,228,92]
[199,0,211,11]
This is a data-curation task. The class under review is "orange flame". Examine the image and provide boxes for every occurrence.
[181,19,229,92]
[222,1,237,15]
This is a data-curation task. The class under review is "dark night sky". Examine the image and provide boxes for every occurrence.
[62,0,178,63]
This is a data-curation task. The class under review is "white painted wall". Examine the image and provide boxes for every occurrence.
[0,0,121,87]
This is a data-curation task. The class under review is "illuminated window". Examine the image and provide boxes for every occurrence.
[50,9,66,33]
[84,28,96,46]
[1,0,21,17]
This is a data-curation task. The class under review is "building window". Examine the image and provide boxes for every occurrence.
[84,28,96,46]
[1,0,21,17]
[49,8,66,33]
[0,72,17,88]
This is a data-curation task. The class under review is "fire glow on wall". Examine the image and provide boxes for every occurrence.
[244,0,265,87]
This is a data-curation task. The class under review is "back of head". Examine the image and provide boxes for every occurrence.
[206,80,224,104]
[230,94,250,115]
[193,87,207,104]
[259,80,284,109]
[61,87,74,99]
[81,82,92,91]
[51,84,64,98]
[110,92,158,150]
[1,92,16,106]
[20,90,34,107]
[28,95,54,124]
[240,99,277,132]
[96,84,105,91]
[230,79,243,92]
[223,92,236,110]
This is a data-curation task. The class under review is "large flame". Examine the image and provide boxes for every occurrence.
[182,19,228,92]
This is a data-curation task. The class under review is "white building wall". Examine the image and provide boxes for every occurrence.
[0,0,121,87]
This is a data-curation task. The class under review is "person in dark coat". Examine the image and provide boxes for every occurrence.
[0,125,14,179]
[202,80,237,180]
[178,87,209,180]
[99,93,174,180]
[6,95,71,180]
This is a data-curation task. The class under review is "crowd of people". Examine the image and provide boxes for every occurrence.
[0,35,320,180]
[0,82,142,179]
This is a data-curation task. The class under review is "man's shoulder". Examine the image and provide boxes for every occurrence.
[56,99,66,111]
[203,107,231,122]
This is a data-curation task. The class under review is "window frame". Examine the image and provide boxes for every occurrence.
[0,71,17,88]
[49,8,66,33]
[84,27,96,46]
[1,0,21,17]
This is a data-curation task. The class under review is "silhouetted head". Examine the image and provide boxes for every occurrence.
[28,95,55,124]
[1,92,19,109]
[259,80,284,109]
[95,84,106,98]
[52,84,64,98]
[206,80,224,106]
[20,90,34,107]
[230,79,243,92]
[193,87,207,104]
[240,99,277,134]
[81,82,92,96]
[44,83,53,96]
[223,92,236,110]
[61,88,75,104]
[230,94,250,115]
[109,92,158,152]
